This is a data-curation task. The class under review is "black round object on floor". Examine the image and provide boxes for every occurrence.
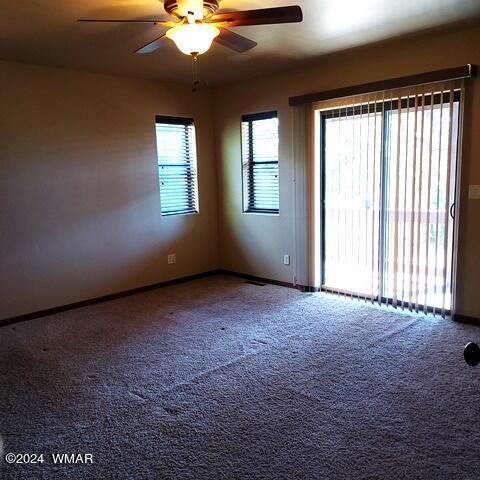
[464,342,480,367]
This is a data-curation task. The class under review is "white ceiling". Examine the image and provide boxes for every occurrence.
[1,0,479,86]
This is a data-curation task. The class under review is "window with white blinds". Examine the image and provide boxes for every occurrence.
[241,111,279,213]
[155,116,199,216]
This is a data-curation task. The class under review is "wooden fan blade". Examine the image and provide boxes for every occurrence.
[135,34,167,54]
[207,6,303,27]
[78,19,174,26]
[214,28,257,53]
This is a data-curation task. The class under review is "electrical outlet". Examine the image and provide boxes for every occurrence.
[283,254,290,266]
[167,254,176,265]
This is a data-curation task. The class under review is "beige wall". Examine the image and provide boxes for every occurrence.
[214,23,480,318]
[0,61,219,319]
[2,22,479,321]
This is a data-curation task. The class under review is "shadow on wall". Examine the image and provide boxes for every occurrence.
[0,217,211,320]
[220,212,272,277]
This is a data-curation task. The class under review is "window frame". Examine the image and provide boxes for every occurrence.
[155,115,199,217]
[241,110,280,215]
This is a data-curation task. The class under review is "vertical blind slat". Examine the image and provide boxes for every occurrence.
[336,108,341,274]
[433,90,444,315]
[392,97,402,308]
[441,92,455,317]
[408,93,419,310]
[367,96,373,301]
[424,93,435,313]
[351,99,356,299]
[377,93,385,306]
[415,94,426,312]
[343,103,349,299]
[401,95,410,309]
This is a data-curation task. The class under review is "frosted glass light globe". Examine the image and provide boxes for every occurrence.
[166,23,220,55]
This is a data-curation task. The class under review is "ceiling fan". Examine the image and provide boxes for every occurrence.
[78,1,303,89]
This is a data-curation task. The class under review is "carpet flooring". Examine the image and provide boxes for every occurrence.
[1,274,479,479]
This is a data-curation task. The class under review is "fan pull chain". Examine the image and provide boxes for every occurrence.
[191,53,199,92]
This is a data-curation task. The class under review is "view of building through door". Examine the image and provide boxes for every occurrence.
[321,88,461,314]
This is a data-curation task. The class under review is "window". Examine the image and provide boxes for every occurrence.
[241,111,279,213]
[155,115,199,216]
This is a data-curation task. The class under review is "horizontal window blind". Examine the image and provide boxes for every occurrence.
[155,115,199,216]
[241,111,279,213]
[318,80,463,317]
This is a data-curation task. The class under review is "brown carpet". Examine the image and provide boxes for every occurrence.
[1,274,479,479]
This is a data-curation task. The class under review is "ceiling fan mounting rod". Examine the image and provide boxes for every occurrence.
[191,52,200,92]
[164,0,220,17]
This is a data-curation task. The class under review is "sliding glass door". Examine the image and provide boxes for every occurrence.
[321,88,460,315]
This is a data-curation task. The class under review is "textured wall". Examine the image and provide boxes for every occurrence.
[0,61,219,319]
[214,23,480,318]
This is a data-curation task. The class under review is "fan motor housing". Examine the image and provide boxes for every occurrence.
[164,0,220,17]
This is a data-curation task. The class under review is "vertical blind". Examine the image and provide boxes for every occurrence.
[318,80,463,317]
[155,115,199,216]
[241,111,280,213]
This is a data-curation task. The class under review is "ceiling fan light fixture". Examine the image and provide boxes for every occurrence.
[166,23,220,55]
